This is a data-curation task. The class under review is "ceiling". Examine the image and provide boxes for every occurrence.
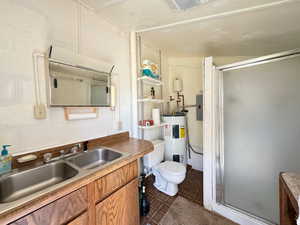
[85,0,300,57]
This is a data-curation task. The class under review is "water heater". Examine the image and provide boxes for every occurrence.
[173,78,183,92]
[163,115,187,165]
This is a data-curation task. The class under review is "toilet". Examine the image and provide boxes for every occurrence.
[143,140,186,196]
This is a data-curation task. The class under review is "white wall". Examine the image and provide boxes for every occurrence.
[0,0,132,155]
[167,57,203,170]
[162,56,253,170]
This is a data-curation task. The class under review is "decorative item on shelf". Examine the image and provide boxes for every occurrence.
[150,87,155,99]
[139,120,154,127]
[142,59,160,80]
[64,107,98,120]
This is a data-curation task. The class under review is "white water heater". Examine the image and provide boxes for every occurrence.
[163,115,187,165]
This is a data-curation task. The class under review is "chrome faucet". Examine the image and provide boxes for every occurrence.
[60,150,65,158]
[43,144,81,163]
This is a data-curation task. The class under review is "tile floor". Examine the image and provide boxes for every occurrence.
[140,166,203,225]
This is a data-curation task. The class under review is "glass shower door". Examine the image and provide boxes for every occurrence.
[221,55,300,224]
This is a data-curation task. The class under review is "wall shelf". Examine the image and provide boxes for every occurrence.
[137,76,163,86]
[137,98,164,103]
[136,36,163,140]
[138,123,166,130]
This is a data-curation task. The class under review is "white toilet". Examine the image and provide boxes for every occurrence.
[143,140,187,196]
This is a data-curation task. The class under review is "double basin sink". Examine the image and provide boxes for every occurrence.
[0,148,124,203]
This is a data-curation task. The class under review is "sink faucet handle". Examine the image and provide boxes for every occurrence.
[43,153,52,163]
[71,144,80,153]
[60,150,65,157]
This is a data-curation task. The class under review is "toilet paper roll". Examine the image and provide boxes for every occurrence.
[152,108,161,125]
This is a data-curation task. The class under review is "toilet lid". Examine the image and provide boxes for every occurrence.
[158,161,186,175]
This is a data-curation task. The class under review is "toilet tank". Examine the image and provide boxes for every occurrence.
[143,139,165,170]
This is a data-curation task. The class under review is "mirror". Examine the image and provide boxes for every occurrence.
[48,61,111,107]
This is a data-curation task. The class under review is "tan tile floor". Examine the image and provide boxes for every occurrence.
[141,166,203,225]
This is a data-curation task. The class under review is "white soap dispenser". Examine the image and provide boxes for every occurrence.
[0,145,12,175]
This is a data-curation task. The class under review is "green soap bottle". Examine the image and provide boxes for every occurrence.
[0,145,12,175]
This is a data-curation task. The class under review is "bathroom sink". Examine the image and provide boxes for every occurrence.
[66,148,123,169]
[0,161,78,203]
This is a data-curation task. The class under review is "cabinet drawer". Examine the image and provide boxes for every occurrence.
[95,161,138,203]
[66,212,88,225]
[10,187,88,225]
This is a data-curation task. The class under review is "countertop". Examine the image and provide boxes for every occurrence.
[0,135,153,224]
[282,172,300,202]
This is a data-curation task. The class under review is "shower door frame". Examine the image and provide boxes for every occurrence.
[203,49,300,225]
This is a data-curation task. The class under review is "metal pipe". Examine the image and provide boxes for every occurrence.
[217,48,300,71]
[177,92,186,112]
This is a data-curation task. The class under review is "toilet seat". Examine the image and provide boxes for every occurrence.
[152,161,187,196]
[143,139,187,196]
[156,161,186,176]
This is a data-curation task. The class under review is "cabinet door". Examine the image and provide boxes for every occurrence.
[95,161,138,202]
[67,213,88,225]
[96,179,139,225]
[10,187,88,225]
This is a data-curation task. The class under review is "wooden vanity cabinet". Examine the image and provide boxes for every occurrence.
[96,179,139,225]
[94,161,139,225]
[9,161,139,225]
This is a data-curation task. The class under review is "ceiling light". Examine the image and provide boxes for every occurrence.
[165,0,212,11]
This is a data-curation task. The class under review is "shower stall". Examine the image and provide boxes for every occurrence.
[204,49,300,225]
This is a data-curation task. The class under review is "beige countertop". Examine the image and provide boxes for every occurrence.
[0,134,153,224]
[282,172,300,202]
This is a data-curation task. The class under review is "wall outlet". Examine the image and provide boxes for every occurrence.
[34,104,47,119]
